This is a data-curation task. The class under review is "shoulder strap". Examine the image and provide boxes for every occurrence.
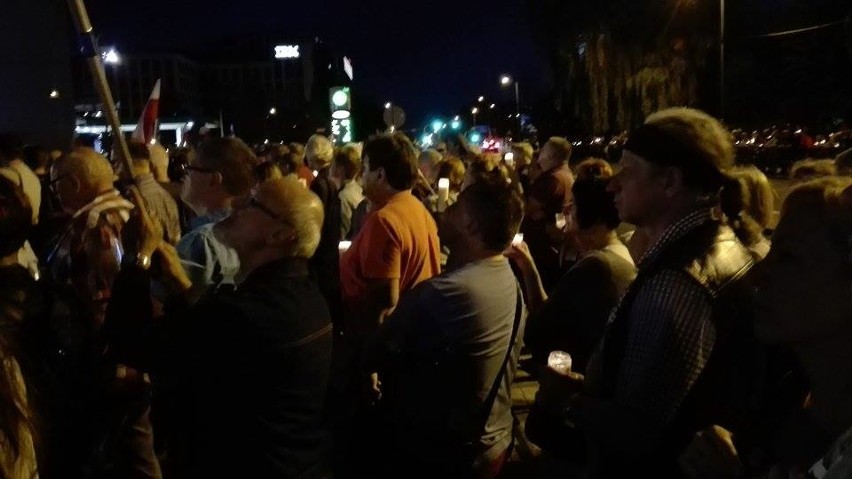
[477,284,523,432]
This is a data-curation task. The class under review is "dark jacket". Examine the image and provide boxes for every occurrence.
[309,170,343,328]
[595,220,756,477]
[526,248,636,373]
[107,257,334,478]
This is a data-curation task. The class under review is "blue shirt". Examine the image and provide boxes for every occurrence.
[176,209,240,289]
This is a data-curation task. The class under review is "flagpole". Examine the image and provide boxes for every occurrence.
[66,0,135,180]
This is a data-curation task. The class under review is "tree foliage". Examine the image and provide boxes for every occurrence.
[530,0,852,133]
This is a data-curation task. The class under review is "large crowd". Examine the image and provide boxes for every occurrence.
[1,106,851,478]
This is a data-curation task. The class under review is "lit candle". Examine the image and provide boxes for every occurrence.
[437,178,450,212]
[548,350,573,375]
[338,240,352,253]
[512,233,524,246]
[312,170,319,178]
[504,151,514,166]
[555,213,566,230]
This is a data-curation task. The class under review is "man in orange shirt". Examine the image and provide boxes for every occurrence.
[337,133,441,474]
[340,132,441,343]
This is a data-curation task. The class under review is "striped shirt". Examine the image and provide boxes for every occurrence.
[136,173,181,244]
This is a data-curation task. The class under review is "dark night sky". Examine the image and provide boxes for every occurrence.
[87,0,547,128]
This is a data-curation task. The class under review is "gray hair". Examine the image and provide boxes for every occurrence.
[306,134,334,168]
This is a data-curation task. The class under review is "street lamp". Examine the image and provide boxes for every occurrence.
[477,96,485,103]
[269,107,277,115]
[489,103,495,110]
[384,102,392,109]
[102,47,120,65]
[499,74,521,136]
[471,107,479,125]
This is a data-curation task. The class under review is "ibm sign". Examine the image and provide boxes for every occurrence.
[274,45,300,59]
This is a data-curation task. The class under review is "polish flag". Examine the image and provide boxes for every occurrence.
[132,79,161,143]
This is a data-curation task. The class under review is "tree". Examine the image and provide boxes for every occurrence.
[528,0,716,135]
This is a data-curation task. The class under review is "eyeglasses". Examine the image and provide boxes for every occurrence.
[246,196,284,221]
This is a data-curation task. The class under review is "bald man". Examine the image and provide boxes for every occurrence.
[47,147,162,478]
[48,147,133,323]
[108,177,333,477]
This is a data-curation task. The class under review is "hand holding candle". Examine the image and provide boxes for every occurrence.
[437,178,450,212]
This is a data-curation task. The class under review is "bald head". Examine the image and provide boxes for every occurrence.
[260,177,324,258]
[51,147,117,211]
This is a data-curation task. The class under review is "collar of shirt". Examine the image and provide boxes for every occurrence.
[189,208,231,231]
[71,189,134,229]
[636,208,715,270]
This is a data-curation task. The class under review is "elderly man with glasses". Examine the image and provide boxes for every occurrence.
[106,177,333,477]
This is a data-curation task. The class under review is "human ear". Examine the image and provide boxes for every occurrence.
[661,167,685,198]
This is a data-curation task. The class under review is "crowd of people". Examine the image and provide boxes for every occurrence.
[0,106,851,479]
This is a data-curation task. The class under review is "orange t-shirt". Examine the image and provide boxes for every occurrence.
[340,191,441,310]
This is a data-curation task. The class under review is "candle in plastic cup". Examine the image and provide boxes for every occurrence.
[512,233,524,246]
[437,178,450,199]
[555,213,566,230]
[338,241,352,253]
[312,170,319,178]
[298,178,307,188]
[437,178,450,212]
[548,350,573,375]
[504,151,514,166]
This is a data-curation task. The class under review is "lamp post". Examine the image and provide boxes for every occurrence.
[500,74,521,137]
[471,107,479,126]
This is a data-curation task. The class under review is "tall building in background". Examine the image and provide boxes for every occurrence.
[72,35,352,145]
[73,53,202,123]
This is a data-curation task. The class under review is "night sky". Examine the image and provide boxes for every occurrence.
[87,0,546,128]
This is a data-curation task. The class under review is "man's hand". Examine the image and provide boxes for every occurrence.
[504,241,535,272]
[157,242,193,293]
[127,186,192,293]
[363,372,382,405]
[679,425,744,479]
[535,366,585,418]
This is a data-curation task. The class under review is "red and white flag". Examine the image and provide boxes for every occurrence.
[131,79,161,143]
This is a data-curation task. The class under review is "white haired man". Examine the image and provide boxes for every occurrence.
[108,177,333,477]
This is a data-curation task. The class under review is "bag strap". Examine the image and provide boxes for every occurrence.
[476,284,523,433]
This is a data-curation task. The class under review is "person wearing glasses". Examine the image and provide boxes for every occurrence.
[106,177,333,477]
[47,147,162,478]
[176,138,256,289]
